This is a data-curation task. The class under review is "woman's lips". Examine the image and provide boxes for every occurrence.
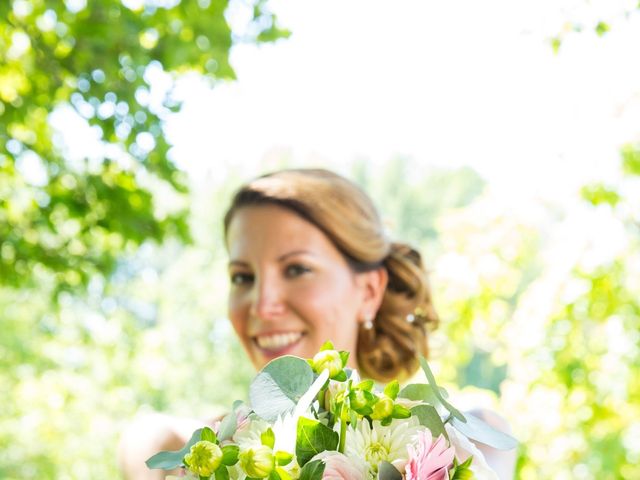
[253,331,305,359]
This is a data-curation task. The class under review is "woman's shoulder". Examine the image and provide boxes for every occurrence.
[117,413,211,480]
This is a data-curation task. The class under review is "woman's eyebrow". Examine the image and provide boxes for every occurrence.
[228,260,249,268]
[277,250,314,262]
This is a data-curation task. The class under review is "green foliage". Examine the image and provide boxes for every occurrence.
[146,428,203,470]
[249,356,315,422]
[298,459,325,480]
[1,2,286,476]
[581,184,620,207]
[295,417,339,468]
[409,404,447,439]
[3,130,639,480]
[377,461,402,480]
[622,142,640,175]
[0,0,287,296]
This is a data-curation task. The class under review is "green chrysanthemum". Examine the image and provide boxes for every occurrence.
[184,440,223,477]
[311,350,343,378]
[239,445,274,478]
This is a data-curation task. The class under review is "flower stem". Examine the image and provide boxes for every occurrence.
[338,415,347,453]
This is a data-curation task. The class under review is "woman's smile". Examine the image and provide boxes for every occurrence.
[226,204,368,370]
[253,331,305,359]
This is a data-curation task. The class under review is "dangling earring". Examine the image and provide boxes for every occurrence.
[362,313,374,330]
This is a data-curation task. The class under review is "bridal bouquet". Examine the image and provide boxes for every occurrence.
[146,342,517,480]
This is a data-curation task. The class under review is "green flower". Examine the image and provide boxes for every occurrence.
[370,396,394,420]
[184,440,223,477]
[311,349,344,378]
[239,445,274,478]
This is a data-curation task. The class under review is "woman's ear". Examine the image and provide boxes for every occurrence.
[356,267,388,321]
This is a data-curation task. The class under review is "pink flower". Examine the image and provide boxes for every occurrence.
[405,430,455,480]
[311,451,368,480]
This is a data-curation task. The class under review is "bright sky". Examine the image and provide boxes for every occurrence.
[43,0,640,204]
[164,0,640,202]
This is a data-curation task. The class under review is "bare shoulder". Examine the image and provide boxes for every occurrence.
[467,407,517,480]
[117,413,204,480]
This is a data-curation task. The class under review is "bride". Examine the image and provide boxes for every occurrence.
[118,168,516,479]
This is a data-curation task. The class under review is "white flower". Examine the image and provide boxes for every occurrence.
[344,416,423,478]
[444,424,499,480]
[271,412,299,453]
[233,416,271,449]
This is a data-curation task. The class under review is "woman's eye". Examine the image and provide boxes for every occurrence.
[230,273,254,285]
[285,264,311,278]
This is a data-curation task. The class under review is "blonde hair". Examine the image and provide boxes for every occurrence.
[224,168,438,382]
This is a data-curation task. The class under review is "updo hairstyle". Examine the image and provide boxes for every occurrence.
[223,168,438,382]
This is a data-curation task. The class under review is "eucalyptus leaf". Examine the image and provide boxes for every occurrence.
[377,461,402,480]
[410,405,447,440]
[399,383,440,406]
[145,428,202,470]
[217,412,238,442]
[450,413,518,450]
[295,417,339,467]
[299,459,326,480]
[418,357,466,422]
[250,356,315,422]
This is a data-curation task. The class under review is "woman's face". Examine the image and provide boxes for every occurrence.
[226,204,371,370]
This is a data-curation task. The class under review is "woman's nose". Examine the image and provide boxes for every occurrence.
[249,277,286,320]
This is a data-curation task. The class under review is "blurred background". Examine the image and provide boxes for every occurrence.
[1,0,639,478]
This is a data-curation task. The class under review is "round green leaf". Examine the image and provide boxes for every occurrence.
[249,356,315,422]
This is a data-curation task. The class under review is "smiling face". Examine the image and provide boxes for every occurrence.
[226,204,372,370]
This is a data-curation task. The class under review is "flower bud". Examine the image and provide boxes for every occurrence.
[239,445,274,478]
[312,350,343,378]
[370,396,394,420]
[350,389,368,411]
[184,440,223,477]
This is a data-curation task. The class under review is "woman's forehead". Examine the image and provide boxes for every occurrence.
[226,205,338,259]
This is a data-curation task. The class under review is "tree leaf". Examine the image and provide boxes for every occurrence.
[145,428,202,470]
[295,417,339,467]
[250,356,315,422]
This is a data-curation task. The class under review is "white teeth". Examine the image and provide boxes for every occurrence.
[255,332,302,350]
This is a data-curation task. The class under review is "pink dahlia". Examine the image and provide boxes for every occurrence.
[405,430,455,480]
